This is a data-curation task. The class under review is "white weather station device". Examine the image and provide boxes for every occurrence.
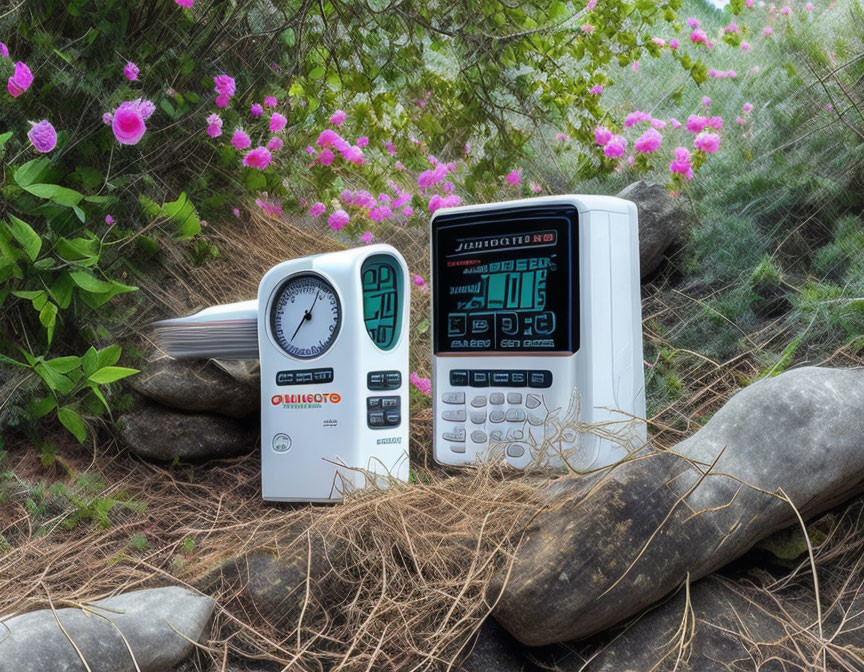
[155,244,411,502]
[430,195,646,471]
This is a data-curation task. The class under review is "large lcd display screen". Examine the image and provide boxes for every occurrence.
[432,204,579,354]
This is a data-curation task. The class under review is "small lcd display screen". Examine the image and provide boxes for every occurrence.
[432,204,579,354]
[361,254,403,350]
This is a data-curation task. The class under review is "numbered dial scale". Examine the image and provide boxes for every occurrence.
[258,245,411,503]
[270,274,342,359]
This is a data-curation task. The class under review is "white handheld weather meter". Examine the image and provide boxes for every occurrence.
[258,244,411,501]
[431,196,646,471]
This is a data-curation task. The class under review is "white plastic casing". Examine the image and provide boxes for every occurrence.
[258,244,411,502]
[430,195,646,471]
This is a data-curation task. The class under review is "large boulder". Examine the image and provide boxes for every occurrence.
[0,586,214,672]
[119,401,257,460]
[492,366,864,645]
[132,356,259,418]
[617,181,686,278]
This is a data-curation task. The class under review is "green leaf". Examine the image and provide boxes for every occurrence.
[14,158,51,188]
[0,353,27,368]
[309,66,326,80]
[23,183,85,207]
[44,356,81,374]
[57,237,99,261]
[57,407,88,443]
[6,216,42,261]
[34,362,75,395]
[82,346,99,376]
[28,395,57,419]
[88,366,138,384]
[49,273,75,309]
[97,344,122,368]
[39,301,58,343]
[0,131,12,149]
[69,270,113,294]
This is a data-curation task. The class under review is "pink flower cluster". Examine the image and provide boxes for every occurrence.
[708,69,737,79]
[7,61,33,98]
[314,126,365,166]
[214,74,236,108]
[106,98,155,145]
[410,371,432,396]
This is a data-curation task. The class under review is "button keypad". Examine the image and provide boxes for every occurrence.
[368,370,401,391]
[276,367,334,386]
[367,396,401,428]
[439,370,551,462]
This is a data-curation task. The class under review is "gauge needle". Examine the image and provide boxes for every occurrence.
[290,292,320,342]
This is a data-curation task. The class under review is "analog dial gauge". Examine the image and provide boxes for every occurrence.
[270,273,341,359]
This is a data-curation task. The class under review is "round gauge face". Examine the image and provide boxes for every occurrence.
[270,273,342,359]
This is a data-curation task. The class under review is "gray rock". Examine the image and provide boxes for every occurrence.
[616,181,686,278]
[119,402,256,460]
[132,356,259,418]
[0,586,214,672]
[461,618,539,672]
[492,366,864,645]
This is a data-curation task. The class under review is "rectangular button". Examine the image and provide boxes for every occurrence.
[442,409,466,422]
[385,372,402,389]
[528,370,553,388]
[508,371,527,387]
[382,397,399,409]
[490,371,510,386]
[295,371,313,384]
[368,372,385,390]
[368,411,385,426]
[275,371,295,385]
[450,370,469,386]
[450,444,466,454]
[313,368,333,382]
[442,392,465,404]
[368,397,382,409]
[469,370,490,387]
[385,410,400,425]
[443,429,465,442]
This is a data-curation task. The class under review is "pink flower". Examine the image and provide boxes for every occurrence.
[7,61,33,98]
[669,147,693,179]
[328,209,350,231]
[742,102,753,113]
[694,131,721,153]
[702,96,712,107]
[417,164,448,189]
[464,142,471,154]
[686,114,708,134]
[780,6,791,15]
[341,145,365,164]
[124,61,139,81]
[746,0,755,6]
[686,17,700,28]
[266,136,283,152]
[594,126,613,146]
[105,214,115,226]
[356,136,369,147]
[581,24,595,33]
[632,61,640,72]
[369,206,393,221]
[0,43,8,58]
[175,0,194,7]
[231,128,251,150]
[215,93,230,108]
[250,103,263,117]
[624,110,651,127]
[27,120,57,153]
[805,2,815,10]
[741,41,751,51]
[264,96,277,108]
[530,181,542,194]
[361,231,374,244]
[309,201,326,217]
[410,372,432,396]
[670,118,682,129]
[102,112,113,125]
[651,118,667,129]
[206,113,222,137]
[232,208,240,217]
[588,84,603,95]
[556,132,569,142]
[214,74,236,97]
[604,135,627,158]
[304,145,315,154]
[690,29,708,45]
[316,129,341,148]
[385,140,397,155]
[256,198,282,218]
[242,146,272,169]
[586,0,597,9]
[318,148,335,166]
[329,109,347,126]
[402,206,414,217]
[634,128,662,154]
[707,116,723,130]
[269,112,287,134]
[505,169,521,186]
[669,38,680,50]
[736,117,746,126]
[413,274,427,291]
[763,26,774,36]
[428,194,442,212]
[651,37,666,47]
[112,102,147,145]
